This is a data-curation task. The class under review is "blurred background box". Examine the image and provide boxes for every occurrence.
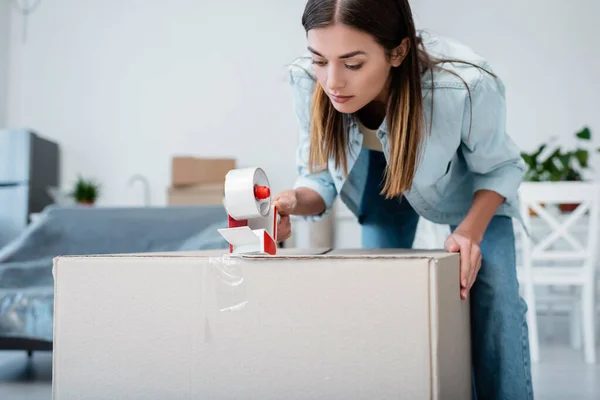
[171,156,236,187]
[167,183,224,206]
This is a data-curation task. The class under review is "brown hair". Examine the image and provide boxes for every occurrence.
[300,0,495,198]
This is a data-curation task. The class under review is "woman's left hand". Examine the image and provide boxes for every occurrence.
[444,230,482,300]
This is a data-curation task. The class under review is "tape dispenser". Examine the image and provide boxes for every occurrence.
[217,167,279,255]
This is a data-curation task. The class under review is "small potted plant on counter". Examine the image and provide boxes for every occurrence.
[71,175,101,206]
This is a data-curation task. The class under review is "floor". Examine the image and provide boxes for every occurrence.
[0,316,599,399]
[0,351,52,400]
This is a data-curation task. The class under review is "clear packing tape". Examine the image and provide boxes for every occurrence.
[209,254,248,313]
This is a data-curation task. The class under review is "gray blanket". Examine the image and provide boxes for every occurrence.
[0,205,230,344]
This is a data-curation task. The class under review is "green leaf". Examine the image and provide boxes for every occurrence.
[576,127,591,140]
[557,153,571,169]
[574,149,589,168]
[521,153,536,169]
[542,149,560,169]
[531,145,546,162]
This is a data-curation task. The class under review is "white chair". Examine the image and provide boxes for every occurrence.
[517,181,600,364]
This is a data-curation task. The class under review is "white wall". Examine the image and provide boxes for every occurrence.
[7,0,308,206]
[5,0,600,210]
[410,0,600,153]
[0,0,9,126]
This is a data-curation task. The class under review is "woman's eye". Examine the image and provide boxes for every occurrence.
[346,64,363,70]
[311,60,327,67]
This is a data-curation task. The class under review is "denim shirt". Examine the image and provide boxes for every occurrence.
[288,31,525,227]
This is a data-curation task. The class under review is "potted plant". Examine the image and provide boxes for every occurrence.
[520,126,599,213]
[70,175,101,206]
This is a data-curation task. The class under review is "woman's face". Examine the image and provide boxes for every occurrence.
[307,23,406,114]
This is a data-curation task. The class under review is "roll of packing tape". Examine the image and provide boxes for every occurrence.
[223,167,272,220]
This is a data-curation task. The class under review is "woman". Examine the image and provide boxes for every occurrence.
[273,1,533,399]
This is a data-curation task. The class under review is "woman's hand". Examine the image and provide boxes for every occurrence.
[444,230,482,300]
[272,190,298,243]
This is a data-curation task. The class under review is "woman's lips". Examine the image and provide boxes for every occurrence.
[329,94,353,104]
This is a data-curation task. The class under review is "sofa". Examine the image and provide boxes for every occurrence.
[0,204,230,354]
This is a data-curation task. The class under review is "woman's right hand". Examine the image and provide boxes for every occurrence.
[272,189,298,243]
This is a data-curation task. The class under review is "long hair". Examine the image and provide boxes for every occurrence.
[301,0,494,198]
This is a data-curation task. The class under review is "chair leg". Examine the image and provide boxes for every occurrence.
[570,299,582,350]
[524,280,540,362]
[546,302,555,341]
[582,282,596,364]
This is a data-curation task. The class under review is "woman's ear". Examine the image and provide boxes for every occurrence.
[390,37,410,67]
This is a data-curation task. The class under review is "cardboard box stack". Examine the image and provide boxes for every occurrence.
[167,156,236,206]
[52,248,472,399]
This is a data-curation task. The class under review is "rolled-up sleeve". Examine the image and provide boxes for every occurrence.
[461,70,525,202]
[288,65,338,219]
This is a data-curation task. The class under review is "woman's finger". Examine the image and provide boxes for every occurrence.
[277,215,291,242]
[459,241,471,299]
[469,246,481,290]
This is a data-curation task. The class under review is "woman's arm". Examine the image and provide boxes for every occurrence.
[459,68,525,207]
[294,187,327,216]
[446,69,525,300]
[455,189,505,244]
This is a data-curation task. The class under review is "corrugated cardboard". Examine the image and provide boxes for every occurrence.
[52,248,471,400]
[171,156,236,186]
[167,183,224,206]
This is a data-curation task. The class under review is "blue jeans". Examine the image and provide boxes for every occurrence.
[358,150,534,400]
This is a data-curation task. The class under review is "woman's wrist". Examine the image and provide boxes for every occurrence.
[293,187,327,216]
[457,189,505,243]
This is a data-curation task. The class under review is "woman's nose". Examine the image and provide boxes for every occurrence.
[326,66,346,92]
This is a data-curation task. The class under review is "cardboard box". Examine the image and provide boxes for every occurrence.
[171,156,236,186]
[52,248,471,399]
[167,183,224,206]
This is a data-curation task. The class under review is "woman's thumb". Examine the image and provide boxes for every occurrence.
[273,197,291,215]
[444,236,460,253]
[273,190,297,216]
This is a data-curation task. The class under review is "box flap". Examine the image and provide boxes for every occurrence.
[237,248,453,260]
[52,247,332,262]
[233,247,332,258]
[328,248,452,258]
[53,248,454,262]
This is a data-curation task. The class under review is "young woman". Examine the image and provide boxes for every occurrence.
[273,0,533,399]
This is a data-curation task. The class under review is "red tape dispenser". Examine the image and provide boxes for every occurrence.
[217,167,279,255]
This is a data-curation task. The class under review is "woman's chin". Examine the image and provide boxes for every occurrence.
[330,99,361,114]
